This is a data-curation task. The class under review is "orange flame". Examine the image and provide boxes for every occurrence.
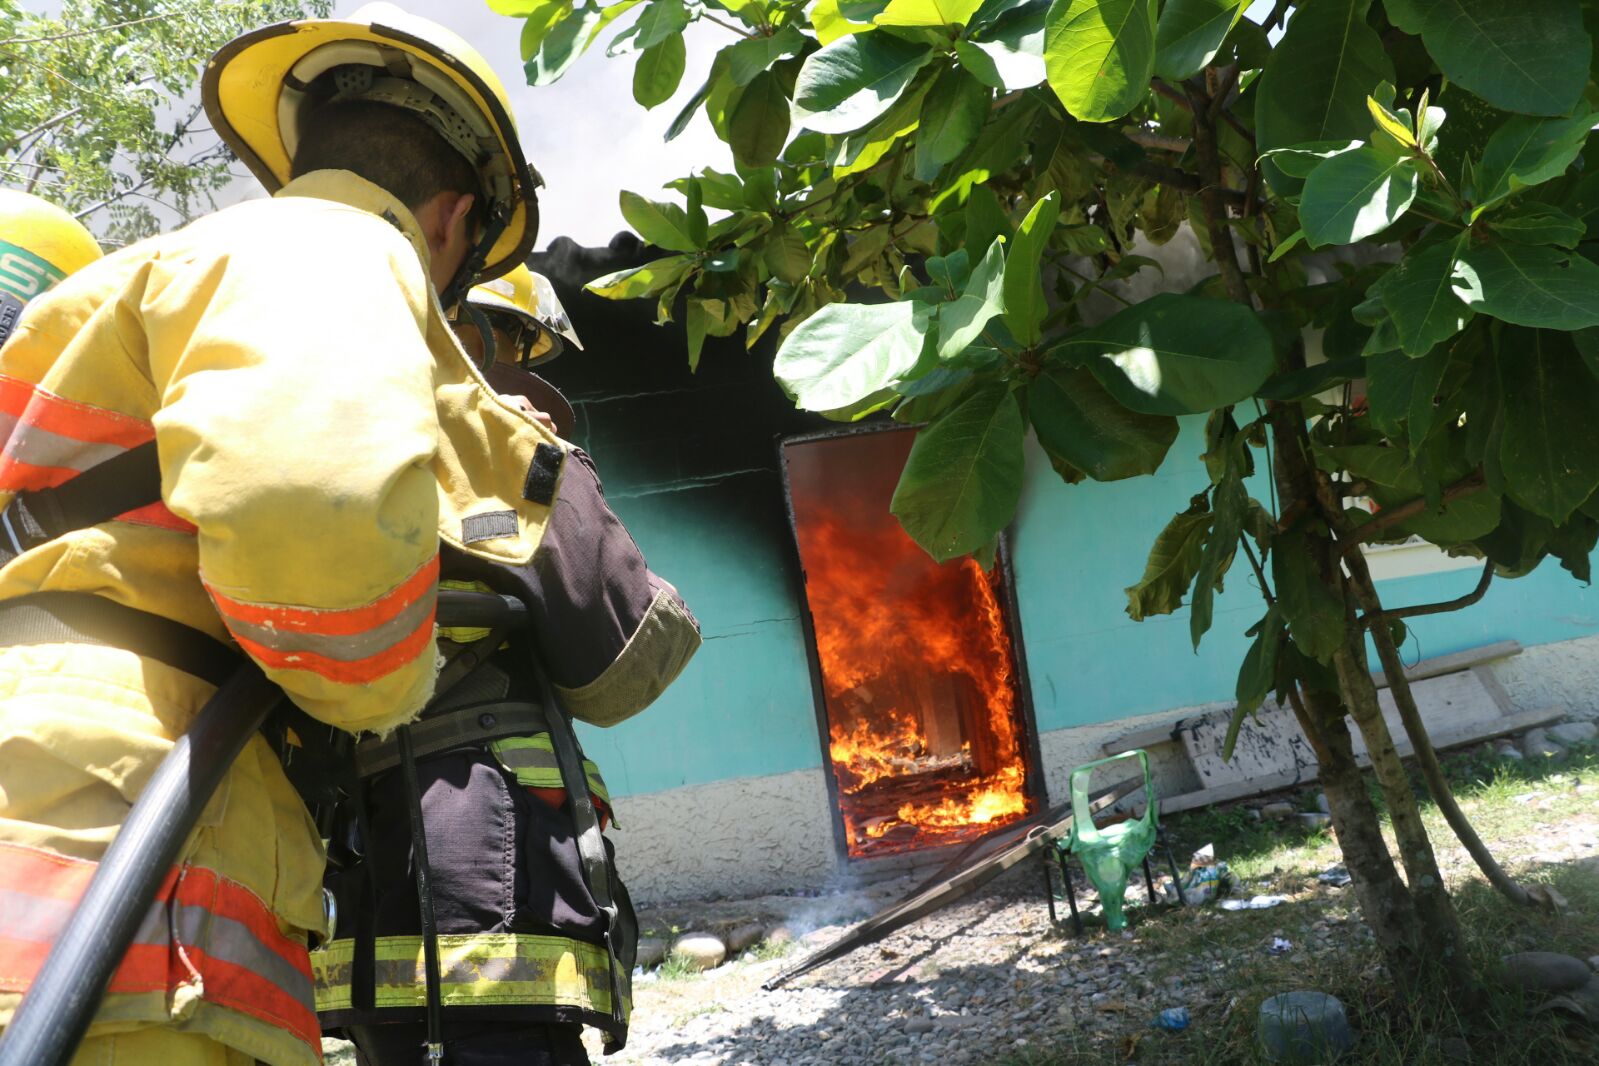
[792,485,1034,857]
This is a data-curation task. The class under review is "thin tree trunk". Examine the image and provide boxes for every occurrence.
[1290,685,1428,992]
[1339,541,1533,906]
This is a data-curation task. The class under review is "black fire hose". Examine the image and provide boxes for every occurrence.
[0,661,283,1066]
[0,590,525,1066]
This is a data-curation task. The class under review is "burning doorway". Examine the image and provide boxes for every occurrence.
[782,426,1041,860]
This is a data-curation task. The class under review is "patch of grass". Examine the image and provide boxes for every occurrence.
[744,936,798,963]
[1011,744,1599,1064]
[656,952,703,982]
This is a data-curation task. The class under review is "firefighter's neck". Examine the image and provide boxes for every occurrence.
[413,190,479,293]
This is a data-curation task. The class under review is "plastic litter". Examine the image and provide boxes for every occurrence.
[1268,937,1294,956]
[1257,991,1354,1063]
[1317,866,1352,887]
[1153,1006,1190,1032]
[1178,844,1241,904]
[1220,894,1290,911]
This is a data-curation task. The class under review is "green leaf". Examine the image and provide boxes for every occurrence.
[1470,111,1595,217]
[1271,528,1345,664]
[619,190,699,252]
[685,298,709,371]
[1364,346,1451,447]
[1254,357,1365,402]
[914,66,990,180]
[724,23,808,86]
[1191,445,1247,648]
[890,384,1027,562]
[527,4,605,86]
[1153,0,1244,81]
[1487,203,1586,248]
[791,32,935,135]
[517,0,572,61]
[633,35,687,108]
[812,0,886,44]
[586,0,646,49]
[1258,140,1363,180]
[1255,0,1393,195]
[938,238,1007,360]
[1028,366,1178,481]
[1384,0,1588,117]
[1498,328,1599,523]
[1380,235,1473,357]
[1229,607,1283,756]
[1124,510,1212,621]
[763,225,811,284]
[1298,146,1419,248]
[773,300,932,409]
[1452,242,1599,330]
[634,0,691,50]
[491,0,564,12]
[959,5,1048,90]
[875,0,987,27]
[1044,0,1159,123]
[665,60,724,142]
[585,254,695,299]
[729,69,791,168]
[1002,191,1062,346]
[1054,293,1276,415]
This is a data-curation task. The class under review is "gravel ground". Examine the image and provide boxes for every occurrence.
[591,859,1365,1066]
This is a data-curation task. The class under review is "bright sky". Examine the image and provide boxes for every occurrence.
[332,1,734,248]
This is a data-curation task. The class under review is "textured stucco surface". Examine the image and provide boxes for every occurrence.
[1494,634,1599,721]
[610,766,838,903]
[611,635,1599,901]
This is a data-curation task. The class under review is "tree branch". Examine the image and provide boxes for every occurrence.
[1338,470,1487,551]
[1185,83,1251,306]
[1358,560,1493,630]
[1123,128,1191,153]
[698,11,757,38]
[1241,536,1275,606]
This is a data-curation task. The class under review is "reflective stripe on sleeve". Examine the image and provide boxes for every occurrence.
[311,931,625,1020]
[0,374,154,492]
[0,840,321,1055]
[204,554,439,685]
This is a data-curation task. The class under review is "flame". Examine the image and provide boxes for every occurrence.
[793,491,1034,857]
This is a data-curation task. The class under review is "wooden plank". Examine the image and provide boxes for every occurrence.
[1104,641,1521,756]
[1470,663,1518,715]
[1103,721,1187,755]
[1369,640,1521,690]
[1156,707,1562,814]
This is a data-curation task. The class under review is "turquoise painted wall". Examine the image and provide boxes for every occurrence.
[577,416,1599,799]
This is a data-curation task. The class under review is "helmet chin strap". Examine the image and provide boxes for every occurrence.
[462,302,498,373]
[438,205,507,314]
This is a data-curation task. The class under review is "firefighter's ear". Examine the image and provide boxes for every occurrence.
[415,191,477,292]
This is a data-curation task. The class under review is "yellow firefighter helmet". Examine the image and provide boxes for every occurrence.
[0,189,102,302]
[201,2,540,280]
[465,263,583,367]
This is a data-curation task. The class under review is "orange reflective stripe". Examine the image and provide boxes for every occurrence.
[206,553,439,637]
[115,501,197,534]
[0,841,320,1054]
[0,375,153,449]
[0,375,155,494]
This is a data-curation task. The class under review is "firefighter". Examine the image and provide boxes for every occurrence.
[306,277,699,1064]
[0,5,643,1065]
[456,262,581,436]
[0,189,102,345]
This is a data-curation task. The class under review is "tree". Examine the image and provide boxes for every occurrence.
[496,0,1599,996]
[1,0,328,245]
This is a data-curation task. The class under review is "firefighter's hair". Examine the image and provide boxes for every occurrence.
[289,99,485,227]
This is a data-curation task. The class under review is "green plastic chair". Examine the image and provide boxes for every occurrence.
[1046,749,1180,933]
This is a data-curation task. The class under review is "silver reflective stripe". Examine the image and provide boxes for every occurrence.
[222,585,436,662]
[0,884,315,1011]
[0,416,129,473]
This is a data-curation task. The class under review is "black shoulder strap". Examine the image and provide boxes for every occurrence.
[1,440,163,565]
